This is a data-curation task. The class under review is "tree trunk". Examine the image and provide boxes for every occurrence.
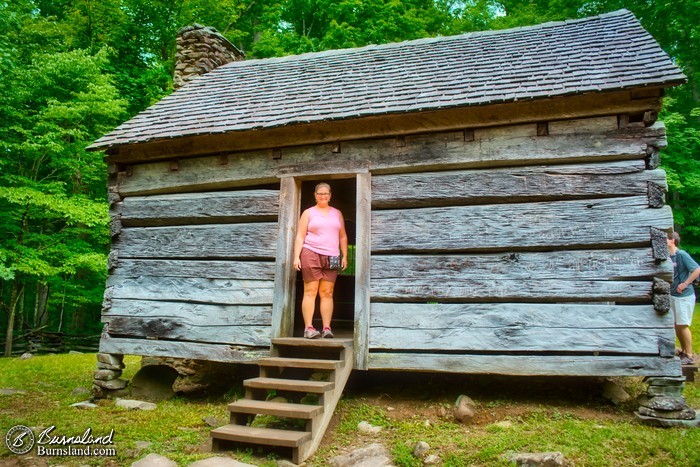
[4,280,25,357]
[58,288,66,332]
[33,282,49,328]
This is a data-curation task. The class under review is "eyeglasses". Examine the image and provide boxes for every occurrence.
[315,192,331,197]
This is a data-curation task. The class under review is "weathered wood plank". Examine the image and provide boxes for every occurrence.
[371,161,667,208]
[371,279,651,302]
[272,177,301,339]
[370,249,672,301]
[103,299,271,324]
[107,276,274,305]
[372,249,672,281]
[116,121,666,196]
[368,326,671,354]
[104,91,663,164]
[120,189,280,226]
[354,172,372,370]
[367,353,681,377]
[107,317,270,346]
[99,334,269,363]
[115,223,278,259]
[111,259,276,280]
[372,196,673,253]
[370,303,672,329]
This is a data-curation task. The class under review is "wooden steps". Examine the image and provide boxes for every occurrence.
[244,377,335,393]
[211,337,354,463]
[228,399,323,418]
[211,425,311,447]
[259,356,342,370]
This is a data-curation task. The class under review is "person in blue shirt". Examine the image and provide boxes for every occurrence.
[667,231,700,365]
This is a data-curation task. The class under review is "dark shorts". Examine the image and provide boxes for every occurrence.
[300,247,338,283]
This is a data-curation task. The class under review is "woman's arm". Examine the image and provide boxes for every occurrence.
[339,214,348,270]
[293,209,310,271]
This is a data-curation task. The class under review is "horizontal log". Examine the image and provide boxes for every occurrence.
[115,223,278,259]
[368,326,672,354]
[370,249,672,302]
[107,276,274,305]
[116,120,666,196]
[370,303,672,329]
[372,196,673,253]
[371,161,666,208]
[371,279,651,303]
[99,335,269,363]
[120,189,280,226]
[367,353,681,377]
[103,299,271,325]
[372,248,672,281]
[112,259,276,280]
[107,317,270,347]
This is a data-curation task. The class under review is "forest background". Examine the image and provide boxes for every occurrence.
[0,0,698,353]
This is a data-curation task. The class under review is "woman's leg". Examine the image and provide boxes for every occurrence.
[318,280,335,329]
[302,280,320,328]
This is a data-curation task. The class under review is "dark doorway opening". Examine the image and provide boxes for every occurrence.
[294,178,357,337]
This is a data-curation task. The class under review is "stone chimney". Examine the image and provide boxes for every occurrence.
[174,24,245,89]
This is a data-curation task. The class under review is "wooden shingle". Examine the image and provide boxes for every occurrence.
[90,9,684,151]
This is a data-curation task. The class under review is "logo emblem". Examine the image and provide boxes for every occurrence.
[5,425,35,455]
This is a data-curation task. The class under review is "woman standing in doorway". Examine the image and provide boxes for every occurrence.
[293,183,348,338]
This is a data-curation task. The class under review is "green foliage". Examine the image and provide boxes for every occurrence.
[0,5,126,340]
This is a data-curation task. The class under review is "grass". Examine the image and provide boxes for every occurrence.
[1,307,700,466]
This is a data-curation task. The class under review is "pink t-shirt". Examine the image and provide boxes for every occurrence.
[303,206,342,256]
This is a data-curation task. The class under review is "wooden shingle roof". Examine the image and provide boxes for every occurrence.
[90,9,685,151]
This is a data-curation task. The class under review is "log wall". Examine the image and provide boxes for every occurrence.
[366,116,677,376]
[101,112,680,375]
[101,188,279,360]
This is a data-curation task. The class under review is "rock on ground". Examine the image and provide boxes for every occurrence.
[602,379,631,405]
[71,401,98,409]
[116,398,157,410]
[188,456,257,466]
[507,451,567,467]
[454,394,477,423]
[357,421,382,434]
[131,453,177,467]
[412,441,430,458]
[329,443,395,467]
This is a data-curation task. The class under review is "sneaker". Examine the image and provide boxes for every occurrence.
[679,352,695,365]
[322,327,334,338]
[304,327,320,339]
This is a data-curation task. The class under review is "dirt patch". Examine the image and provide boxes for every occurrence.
[341,370,635,425]
[314,371,639,465]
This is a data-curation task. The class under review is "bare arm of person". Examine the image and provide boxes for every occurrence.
[293,210,310,271]
[339,214,349,270]
[677,266,700,293]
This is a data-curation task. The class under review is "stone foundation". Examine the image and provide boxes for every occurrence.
[635,376,700,427]
[140,356,240,397]
[92,352,130,398]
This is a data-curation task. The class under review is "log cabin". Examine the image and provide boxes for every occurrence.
[90,9,690,460]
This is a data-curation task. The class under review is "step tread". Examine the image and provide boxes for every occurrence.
[258,357,342,370]
[272,337,353,349]
[211,424,311,448]
[228,399,324,418]
[245,377,335,393]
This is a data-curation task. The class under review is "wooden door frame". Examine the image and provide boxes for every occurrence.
[271,172,370,370]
